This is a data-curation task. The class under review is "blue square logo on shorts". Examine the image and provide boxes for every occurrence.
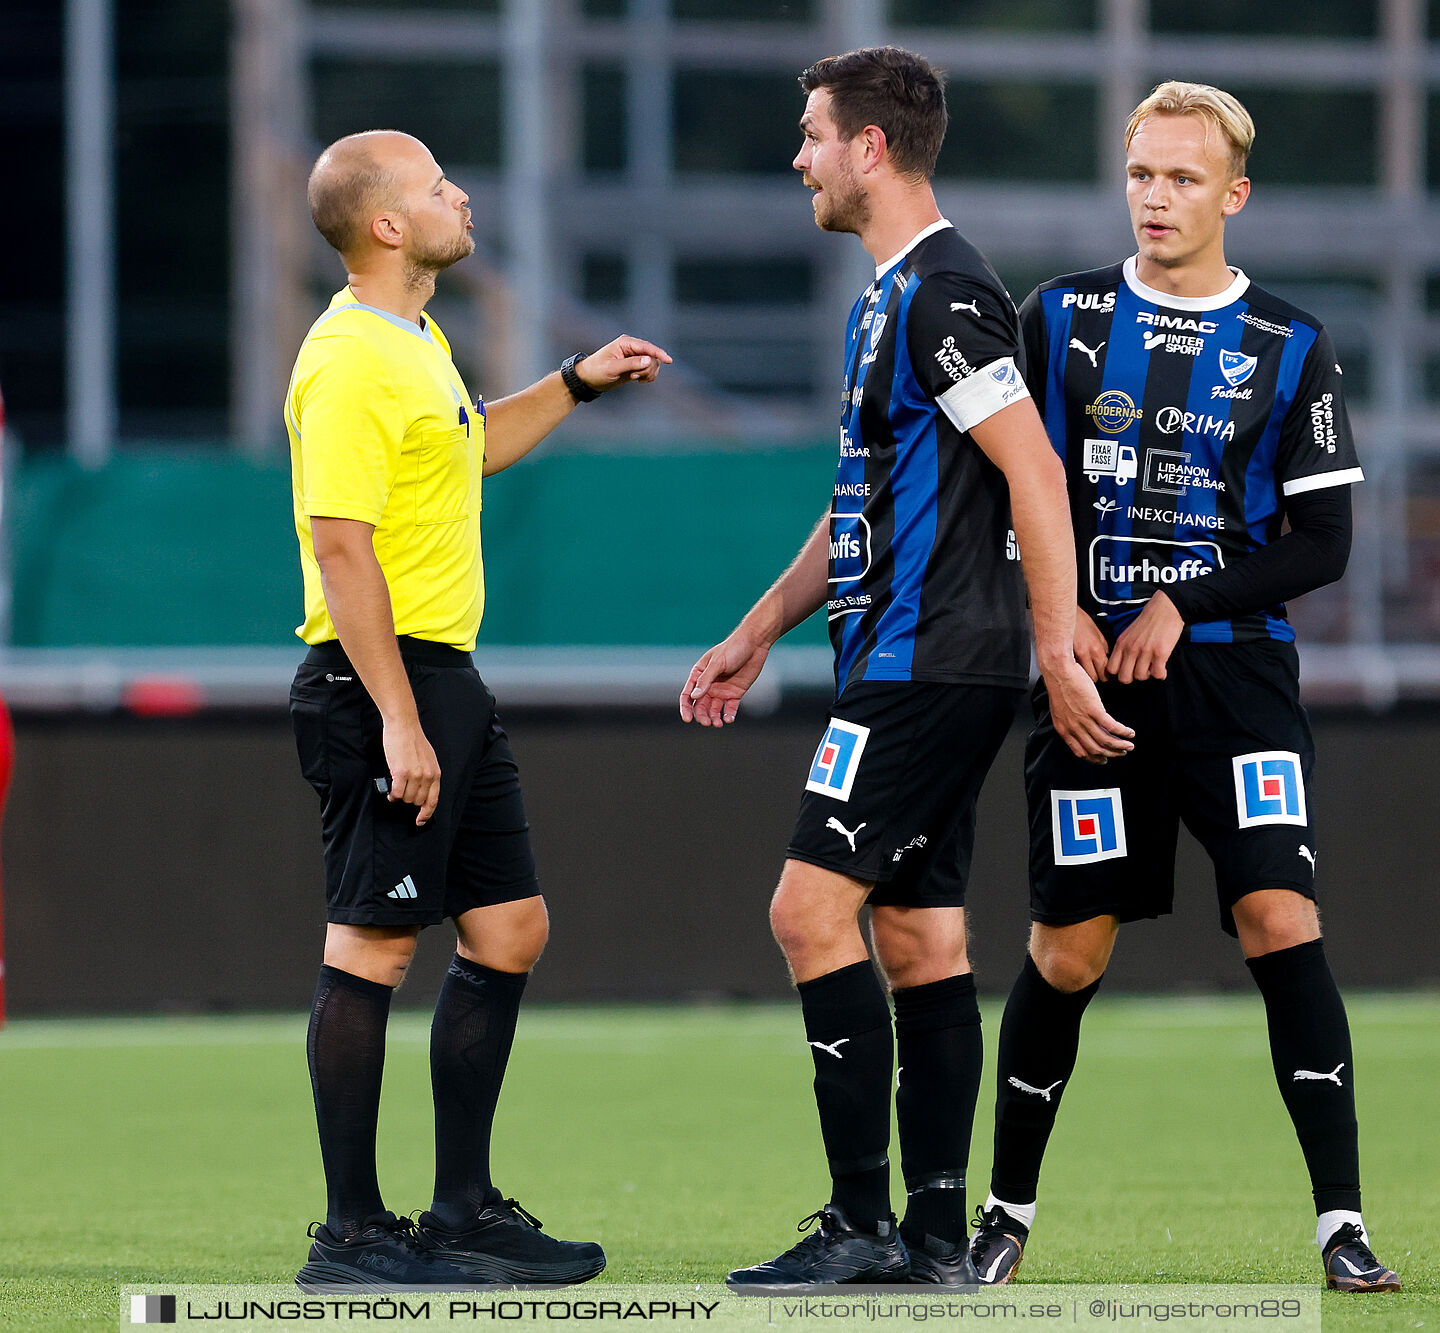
[805,718,871,803]
[1051,789,1127,865]
[1233,751,1306,827]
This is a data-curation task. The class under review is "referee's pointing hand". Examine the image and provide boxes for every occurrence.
[577,336,673,392]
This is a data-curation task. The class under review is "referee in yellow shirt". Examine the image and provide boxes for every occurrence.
[285,130,670,1291]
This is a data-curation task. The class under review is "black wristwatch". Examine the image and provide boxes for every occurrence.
[560,353,601,403]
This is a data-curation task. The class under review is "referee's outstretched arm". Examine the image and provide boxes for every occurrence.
[483,336,671,476]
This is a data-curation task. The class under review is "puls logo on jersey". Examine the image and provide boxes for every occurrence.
[1085,389,1143,434]
[1090,535,1222,605]
[1233,751,1307,828]
[1061,291,1116,312]
[1143,449,1226,495]
[1051,789,1127,865]
[1154,405,1236,443]
[1083,439,1138,485]
[1310,394,1338,454]
[806,719,871,803]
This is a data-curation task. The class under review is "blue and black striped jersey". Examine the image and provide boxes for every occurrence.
[1020,257,1363,644]
[828,222,1031,691]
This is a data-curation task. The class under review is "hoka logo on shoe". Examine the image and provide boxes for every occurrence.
[1008,1076,1063,1101]
[355,1252,405,1274]
[1293,1063,1345,1086]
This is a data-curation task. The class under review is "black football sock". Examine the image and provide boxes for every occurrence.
[1246,938,1361,1215]
[893,972,982,1245]
[307,964,394,1238]
[797,960,894,1232]
[429,954,528,1227]
[990,954,1102,1207]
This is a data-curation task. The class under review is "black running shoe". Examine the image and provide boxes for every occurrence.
[726,1206,910,1292]
[968,1206,1027,1286]
[1322,1223,1401,1293]
[296,1212,478,1291]
[905,1230,979,1286]
[412,1197,606,1286]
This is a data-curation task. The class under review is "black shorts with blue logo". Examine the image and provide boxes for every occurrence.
[1026,638,1318,937]
[787,680,1022,908]
[290,636,541,927]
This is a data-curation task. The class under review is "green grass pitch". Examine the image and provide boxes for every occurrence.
[1,996,1435,1331]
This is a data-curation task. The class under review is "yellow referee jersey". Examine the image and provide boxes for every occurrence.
[286,288,485,651]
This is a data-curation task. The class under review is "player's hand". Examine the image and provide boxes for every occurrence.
[579,336,674,391]
[1075,609,1111,682]
[680,629,772,727]
[1041,657,1135,763]
[1107,591,1184,684]
[382,716,441,826]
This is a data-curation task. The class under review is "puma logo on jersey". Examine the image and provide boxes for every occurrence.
[1292,1063,1345,1086]
[825,817,866,852]
[1008,1076,1063,1101]
[809,1039,850,1060]
[950,300,981,315]
[1298,845,1317,872]
[1069,337,1106,367]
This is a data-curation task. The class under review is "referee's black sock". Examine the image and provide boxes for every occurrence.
[990,954,1102,1207]
[1246,938,1361,1215]
[798,960,894,1232]
[893,972,982,1245]
[428,954,528,1227]
[307,964,393,1238]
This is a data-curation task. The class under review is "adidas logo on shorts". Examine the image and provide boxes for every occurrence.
[388,875,418,900]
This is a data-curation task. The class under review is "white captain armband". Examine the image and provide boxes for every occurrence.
[937,356,1031,434]
[1282,467,1365,497]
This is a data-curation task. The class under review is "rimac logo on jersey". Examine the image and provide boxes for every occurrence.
[1051,789,1127,865]
[807,719,871,802]
[1233,751,1307,828]
[1219,349,1257,387]
[1085,389,1143,435]
[1090,536,1222,605]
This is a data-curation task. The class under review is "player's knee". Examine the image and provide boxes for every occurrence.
[1233,888,1320,957]
[456,895,549,972]
[325,927,419,988]
[769,888,841,964]
[1030,941,1106,993]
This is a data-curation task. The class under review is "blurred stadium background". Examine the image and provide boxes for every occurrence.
[3,0,1440,1013]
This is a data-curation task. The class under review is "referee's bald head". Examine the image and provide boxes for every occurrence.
[307,130,417,256]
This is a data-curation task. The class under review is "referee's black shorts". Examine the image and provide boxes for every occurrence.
[1026,638,1318,937]
[290,636,540,926]
[787,679,1022,908]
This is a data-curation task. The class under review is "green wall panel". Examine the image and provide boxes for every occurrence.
[8,447,835,647]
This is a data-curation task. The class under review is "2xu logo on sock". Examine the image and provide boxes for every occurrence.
[131,1295,176,1324]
